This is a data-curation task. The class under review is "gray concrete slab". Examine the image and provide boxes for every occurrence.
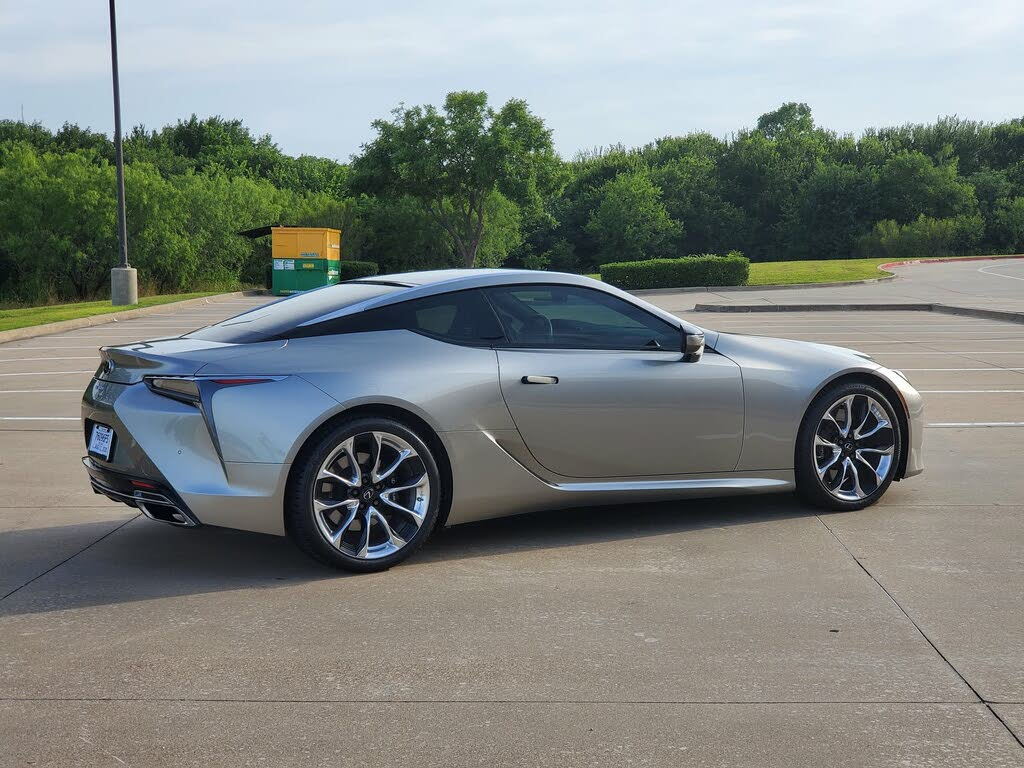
[891,434,1023,509]
[0,501,974,702]
[0,507,135,596]
[921,392,1024,422]
[823,505,1024,702]
[0,432,111,508]
[1,288,1023,763]
[1,700,1021,768]
[903,370,1024,391]
[994,705,1024,744]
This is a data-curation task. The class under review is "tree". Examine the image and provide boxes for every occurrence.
[757,102,814,139]
[350,91,559,267]
[992,197,1024,252]
[876,151,976,223]
[585,171,680,264]
[790,162,879,259]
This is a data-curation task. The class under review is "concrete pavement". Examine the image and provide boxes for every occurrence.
[643,256,1024,313]
[1,269,1023,766]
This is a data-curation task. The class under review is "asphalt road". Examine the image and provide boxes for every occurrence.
[2,265,1023,766]
[646,255,1024,312]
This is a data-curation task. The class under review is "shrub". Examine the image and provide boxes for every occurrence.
[337,260,379,280]
[601,252,749,290]
[856,214,984,261]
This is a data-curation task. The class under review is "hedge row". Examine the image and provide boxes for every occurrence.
[600,252,750,290]
[337,260,379,280]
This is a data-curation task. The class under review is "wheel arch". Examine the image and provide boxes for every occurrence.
[800,371,911,481]
[284,403,455,530]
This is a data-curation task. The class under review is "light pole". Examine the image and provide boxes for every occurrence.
[108,0,137,305]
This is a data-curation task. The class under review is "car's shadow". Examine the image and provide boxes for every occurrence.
[0,495,815,617]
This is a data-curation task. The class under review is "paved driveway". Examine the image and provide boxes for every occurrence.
[1,274,1022,766]
[645,256,1024,313]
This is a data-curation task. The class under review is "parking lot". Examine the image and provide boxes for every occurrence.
[2,287,1023,765]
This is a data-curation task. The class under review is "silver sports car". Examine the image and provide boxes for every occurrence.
[82,270,924,571]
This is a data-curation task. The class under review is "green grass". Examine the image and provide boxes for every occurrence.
[589,253,1022,288]
[0,292,223,333]
[746,257,896,286]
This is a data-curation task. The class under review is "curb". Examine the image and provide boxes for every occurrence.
[0,290,265,344]
[879,253,1024,270]
[632,275,895,296]
[691,302,1024,325]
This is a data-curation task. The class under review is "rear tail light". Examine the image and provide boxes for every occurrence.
[146,377,201,403]
[145,376,278,404]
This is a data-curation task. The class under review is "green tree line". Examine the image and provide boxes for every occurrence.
[2,95,1023,304]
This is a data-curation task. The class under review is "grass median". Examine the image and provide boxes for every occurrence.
[590,253,1021,288]
[0,292,223,333]
[746,257,896,285]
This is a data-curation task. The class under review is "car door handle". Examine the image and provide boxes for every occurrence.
[521,375,559,385]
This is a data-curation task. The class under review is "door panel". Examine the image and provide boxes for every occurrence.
[496,348,744,478]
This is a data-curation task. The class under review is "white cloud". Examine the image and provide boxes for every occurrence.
[1,0,1022,157]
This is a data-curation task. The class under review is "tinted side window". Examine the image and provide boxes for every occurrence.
[187,282,403,343]
[283,289,505,345]
[485,285,679,350]
[402,290,505,343]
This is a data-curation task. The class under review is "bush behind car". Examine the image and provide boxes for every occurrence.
[601,252,750,290]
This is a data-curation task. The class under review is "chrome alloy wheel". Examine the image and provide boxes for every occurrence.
[814,394,896,502]
[311,431,430,560]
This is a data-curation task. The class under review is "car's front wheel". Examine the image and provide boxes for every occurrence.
[796,382,902,511]
[286,416,442,572]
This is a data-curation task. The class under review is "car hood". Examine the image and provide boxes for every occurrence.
[712,332,880,370]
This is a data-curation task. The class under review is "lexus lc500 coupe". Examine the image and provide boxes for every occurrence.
[82,270,924,572]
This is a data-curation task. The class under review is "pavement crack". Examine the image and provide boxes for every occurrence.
[814,513,1024,751]
[0,696,996,705]
[0,514,140,603]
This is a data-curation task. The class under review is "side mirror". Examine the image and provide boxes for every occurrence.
[682,330,705,362]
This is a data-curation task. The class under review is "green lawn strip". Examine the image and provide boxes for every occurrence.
[0,292,223,333]
[590,253,1022,287]
[746,258,893,285]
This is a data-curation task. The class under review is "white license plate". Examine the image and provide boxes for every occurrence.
[88,423,114,461]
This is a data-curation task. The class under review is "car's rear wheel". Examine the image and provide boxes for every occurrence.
[286,416,441,572]
[796,382,901,511]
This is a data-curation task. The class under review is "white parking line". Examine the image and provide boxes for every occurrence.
[709,323,1013,328]
[715,327,1019,333]
[0,389,81,394]
[0,370,94,377]
[919,389,1024,393]
[978,264,1024,281]
[0,416,80,421]
[741,339,1024,345]
[901,367,1024,371]
[0,356,98,362]
[928,422,1024,427]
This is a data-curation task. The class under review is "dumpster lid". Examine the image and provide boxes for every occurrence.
[238,225,279,239]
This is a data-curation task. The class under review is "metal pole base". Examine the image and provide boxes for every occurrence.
[111,267,138,306]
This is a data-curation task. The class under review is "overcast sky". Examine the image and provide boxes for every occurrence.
[2,0,1023,161]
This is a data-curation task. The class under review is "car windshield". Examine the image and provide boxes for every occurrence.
[185,282,405,343]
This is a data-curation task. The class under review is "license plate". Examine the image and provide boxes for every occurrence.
[88,423,115,461]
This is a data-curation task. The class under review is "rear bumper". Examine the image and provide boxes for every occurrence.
[82,456,201,527]
[82,376,292,536]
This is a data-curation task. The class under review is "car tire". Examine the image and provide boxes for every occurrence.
[286,416,442,572]
[795,381,902,512]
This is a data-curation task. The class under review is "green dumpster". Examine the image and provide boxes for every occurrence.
[272,257,340,295]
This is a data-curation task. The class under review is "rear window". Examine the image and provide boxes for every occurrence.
[186,282,403,343]
[282,288,505,345]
